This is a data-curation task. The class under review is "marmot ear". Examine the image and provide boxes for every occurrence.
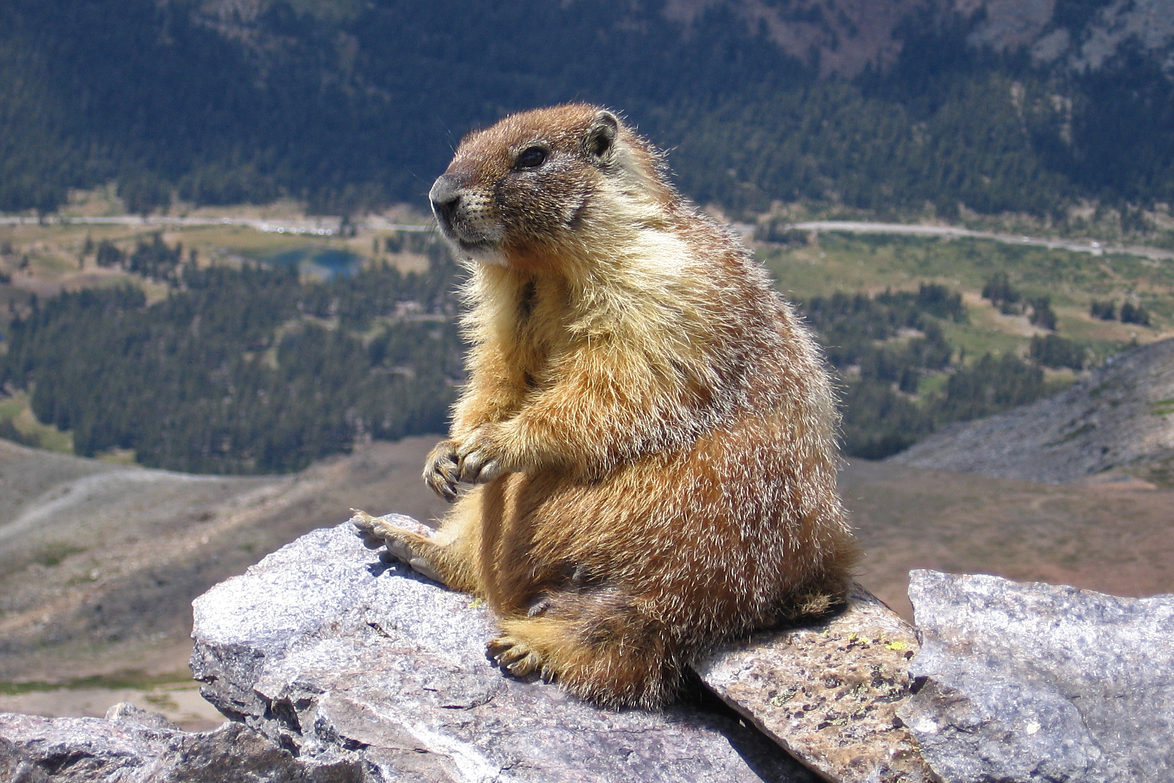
[585,110,619,162]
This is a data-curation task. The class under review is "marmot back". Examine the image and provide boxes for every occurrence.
[355,104,856,708]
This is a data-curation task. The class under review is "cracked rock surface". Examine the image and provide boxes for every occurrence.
[191,519,818,783]
[898,570,1174,783]
[700,583,935,783]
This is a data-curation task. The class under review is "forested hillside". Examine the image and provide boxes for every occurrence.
[2,0,1173,220]
[2,229,1108,472]
[1,245,464,473]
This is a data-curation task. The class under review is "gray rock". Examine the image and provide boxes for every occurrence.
[1072,0,1174,73]
[0,709,361,782]
[898,570,1174,783]
[105,701,183,731]
[0,733,50,783]
[700,583,935,783]
[191,519,817,783]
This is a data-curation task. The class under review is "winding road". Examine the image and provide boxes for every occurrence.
[787,220,1174,263]
[2,213,1170,262]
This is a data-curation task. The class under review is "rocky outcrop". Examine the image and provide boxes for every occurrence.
[899,570,1174,783]
[889,337,1174,484]
[188,515,942,782]
[189,520,820,782]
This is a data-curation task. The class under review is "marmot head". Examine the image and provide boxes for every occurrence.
[429,104,674,269]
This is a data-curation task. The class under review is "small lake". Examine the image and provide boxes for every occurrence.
[260,246,364,279]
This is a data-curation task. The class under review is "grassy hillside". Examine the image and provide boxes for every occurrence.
[762,230,1170,456]
[764,232,1174,346]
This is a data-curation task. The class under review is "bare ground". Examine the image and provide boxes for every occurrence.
[843,459,1174,620]
[1,437,1171,728]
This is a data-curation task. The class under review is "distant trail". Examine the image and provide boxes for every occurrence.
[0,214,435,237]
[787,221,1174,263]
[0,468,230,546]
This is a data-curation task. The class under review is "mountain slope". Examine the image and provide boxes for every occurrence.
[843,458,1174,620]
[889,337,1174,484]
[0,435,449,683]
[3,0,1173,218]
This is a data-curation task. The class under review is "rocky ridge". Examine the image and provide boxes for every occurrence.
[192,0,1174,86]
[651,0,1174,77]
[889,337,1174,484]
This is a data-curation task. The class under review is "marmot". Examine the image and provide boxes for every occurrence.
[354,104,856,708]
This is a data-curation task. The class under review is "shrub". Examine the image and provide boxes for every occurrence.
[1030,334,1086,370]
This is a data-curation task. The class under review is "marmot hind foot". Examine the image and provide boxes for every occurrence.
[350,509,446,585]
[487,634,553,681]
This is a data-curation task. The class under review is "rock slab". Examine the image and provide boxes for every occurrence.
[0,704,359,782]
[191,519,817,783]
[700,583,935,783]
[899,569,1174,783]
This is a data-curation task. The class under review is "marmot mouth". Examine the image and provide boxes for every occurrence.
[456,237,499,256]
[435,218,499,255]
[445,234,506,265]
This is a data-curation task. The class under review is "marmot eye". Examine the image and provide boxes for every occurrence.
[515,146,547,170]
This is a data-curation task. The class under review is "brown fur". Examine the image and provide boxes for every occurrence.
[357,104,857,708]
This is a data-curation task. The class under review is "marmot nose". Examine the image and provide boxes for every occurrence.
[429,176,460,226]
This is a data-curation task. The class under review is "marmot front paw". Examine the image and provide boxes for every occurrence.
[455,426,506,485]
[423,430,508,501]
[423,440,462,502]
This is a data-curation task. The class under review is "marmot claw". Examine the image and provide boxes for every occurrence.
[423,440,461,502]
